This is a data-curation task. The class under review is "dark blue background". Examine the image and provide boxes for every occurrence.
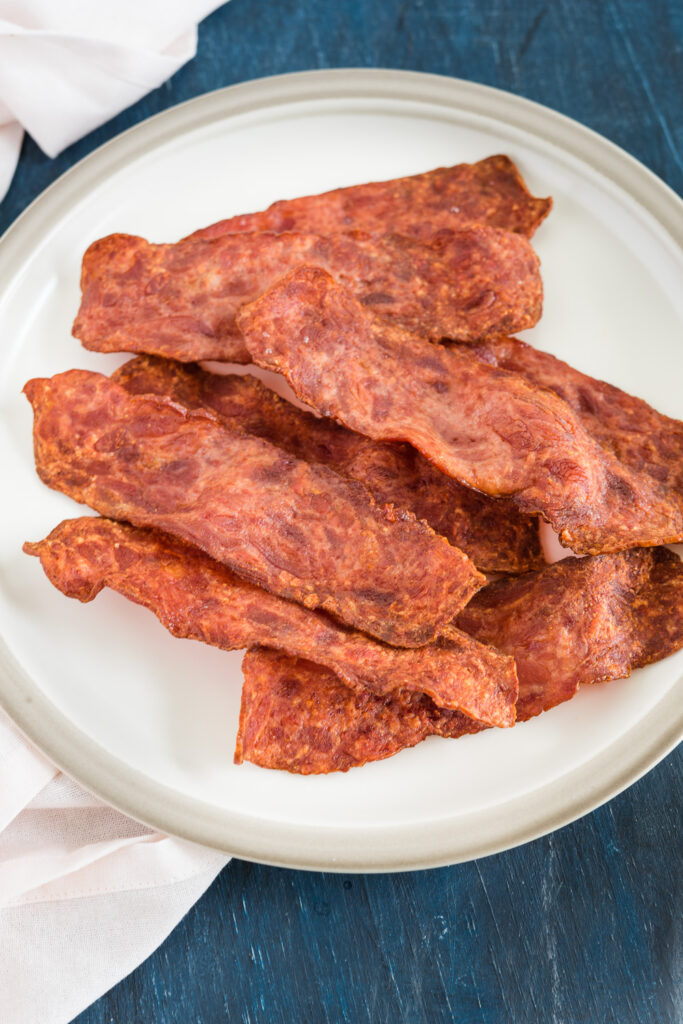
[4,2,680,1022]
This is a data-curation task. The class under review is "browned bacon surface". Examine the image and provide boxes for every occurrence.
[237,268,683,555]
[237,548,683,773]
[469,335,683,496]
[113,355,542,573]
[73,227,542,363]
[458,547,683,718]
[235,650,479,774]
[24,370,484,647]
[189,155,552,241]
[24,518,517,724]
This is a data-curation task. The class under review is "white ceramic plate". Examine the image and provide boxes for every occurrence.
[0,70,681,872]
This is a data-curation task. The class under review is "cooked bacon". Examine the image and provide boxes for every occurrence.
[468,334,683,496]
[113,355,542,573]
[189,155,552,241]
[23,517,517,725]
[24,370,484,647]
[237,548,683,773]
[73,225,542,363]
[457,547,683,718]
[237,268,683,555]
[235,650,479,774]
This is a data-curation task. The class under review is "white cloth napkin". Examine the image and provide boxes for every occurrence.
[0,0,227,203]
[0,4,233,1020]
[0,708,229,1024]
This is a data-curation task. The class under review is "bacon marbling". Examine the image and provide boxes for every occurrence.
[113,355,542,573]
[24,517,517,725]
[235,649,479,774]
[73,226,542,362]
[24,370,484,647]
[238,548,683,772]
[237,268,683,556]
[469,334,683,496]
[189,155,552,241]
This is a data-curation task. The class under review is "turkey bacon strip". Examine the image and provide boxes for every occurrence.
[24,517,517,726]
[73,225,542,363]
[238,547,683,773]
[235,649,480,774]
[189,154,552,241]
[24,370,484,647]
[113,355,542,574]
[237,268,683,555]
[468,334,683,497]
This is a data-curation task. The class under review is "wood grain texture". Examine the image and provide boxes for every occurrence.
[74,753,682,1024]
[2,0,682,239]
[3,1,679,1021]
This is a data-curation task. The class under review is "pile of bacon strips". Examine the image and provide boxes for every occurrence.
[23,155,683,773]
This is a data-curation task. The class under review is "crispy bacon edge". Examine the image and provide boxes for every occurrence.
[237,548,683,773]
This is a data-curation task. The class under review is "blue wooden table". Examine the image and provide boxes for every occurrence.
[4,2,681,1021]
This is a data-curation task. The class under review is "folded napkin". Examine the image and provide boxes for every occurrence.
[1,4,233,1019]
[0,708,229,1024]
[0,0,226,203]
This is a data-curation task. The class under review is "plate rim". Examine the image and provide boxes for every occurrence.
[1,68,681,872]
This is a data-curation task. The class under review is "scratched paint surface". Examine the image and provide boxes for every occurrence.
[5,1,680,1021]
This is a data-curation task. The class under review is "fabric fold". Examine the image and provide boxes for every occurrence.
[0,1,225,200]
[0,5,233,1021]
[0,712,229,1023]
